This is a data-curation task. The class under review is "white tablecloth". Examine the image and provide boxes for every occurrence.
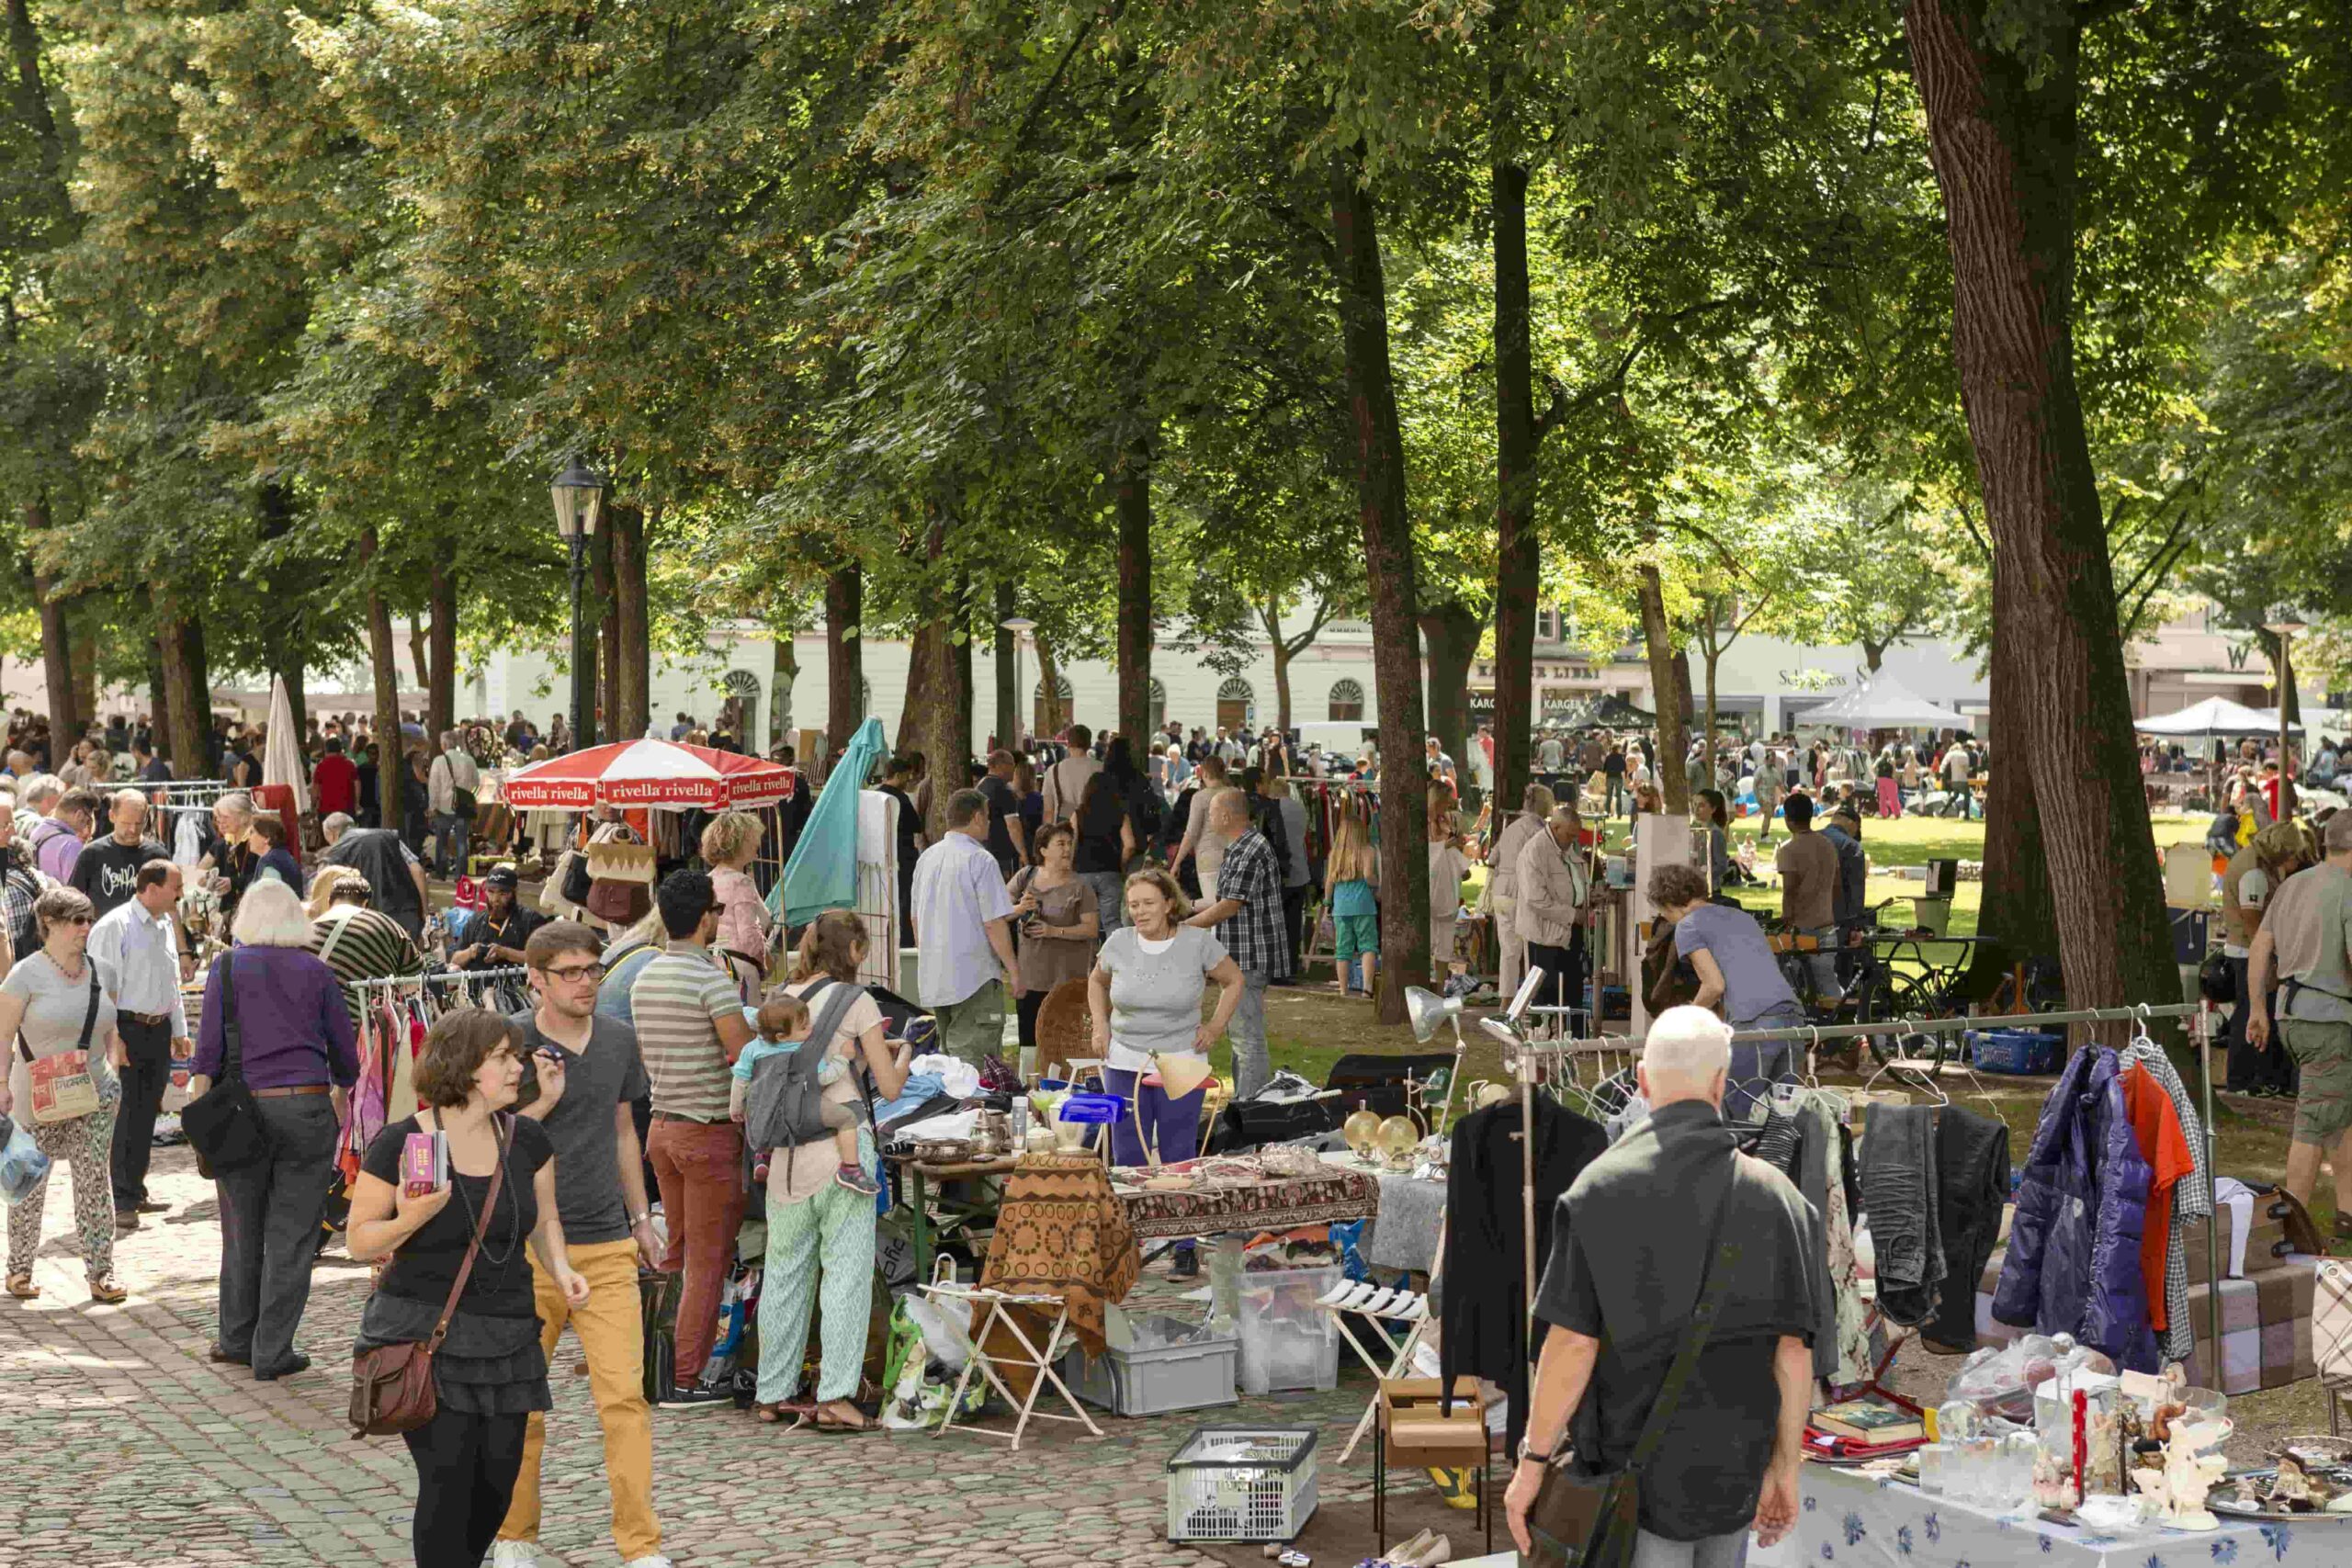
[1800,1461,2316,1568]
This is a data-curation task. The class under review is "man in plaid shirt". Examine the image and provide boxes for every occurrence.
[1187,792,1288,1098]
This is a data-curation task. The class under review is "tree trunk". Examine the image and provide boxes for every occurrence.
[1037,637,1067,737]
[409,615,430,706]
[896,514,972,840]
[148,639,169,758]
[427,562,457,739]
[1419,601,1481,785]
[358,525,407,797]
[1862,637,1889,673]
[277,650,307,750]
[824,562,863,760]
[1114,431,1154,748]
[154,593,209,779]
[1636,564,1690,813]
[1702,637,1722,788]
[1904,0,2178,1048]
[1269,620,1294,737]
[612,502,651,740]
[27,502,75,741]
[1978,553,2060,963]
[771,629,797,753]
[2276,639,2297,820]
[992,581,1018,752]
[1329,156,1430,1017]
[1490,150,1543,829]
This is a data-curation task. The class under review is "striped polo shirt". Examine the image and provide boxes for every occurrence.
[306,906,424,1029]
[629,942,741,1122]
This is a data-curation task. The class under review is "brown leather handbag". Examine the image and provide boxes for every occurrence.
[1525,1182,1739,1567]
[349,1116,510,1438]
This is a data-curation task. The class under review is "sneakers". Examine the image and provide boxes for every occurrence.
[833,1163,881,1197]
[661,1383,733,1411]
[491,1542,537,1568]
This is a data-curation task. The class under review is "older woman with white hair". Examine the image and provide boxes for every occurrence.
[186,878,360,1379]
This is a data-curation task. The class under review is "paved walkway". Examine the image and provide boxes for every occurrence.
[0,1143,1387,1567]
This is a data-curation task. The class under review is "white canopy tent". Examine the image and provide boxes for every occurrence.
[2134,696,2298,739]
[1798,671,1972,731]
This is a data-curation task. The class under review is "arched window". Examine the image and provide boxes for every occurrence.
[1216,676,1255,733]
[1148,677,1168,735]
[1327,678,1365,722]
[1033,674,1075,737]
[721,670,761,745]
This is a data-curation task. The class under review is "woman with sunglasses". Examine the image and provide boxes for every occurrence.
[0,885,132,1302]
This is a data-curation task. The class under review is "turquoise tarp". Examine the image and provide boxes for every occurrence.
[772,716,888,928]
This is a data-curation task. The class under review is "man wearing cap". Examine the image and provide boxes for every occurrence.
[2246,810,2352,1237]
[450,865,546,972]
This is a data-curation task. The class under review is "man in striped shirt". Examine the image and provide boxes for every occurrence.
[629,870,754,1409]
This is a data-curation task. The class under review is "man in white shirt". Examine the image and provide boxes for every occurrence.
[427,729,480,876]
[1537,732,1565,773]
[910,789,1025,1066]
[1941,739,1973,819]
[90,859,189,1234]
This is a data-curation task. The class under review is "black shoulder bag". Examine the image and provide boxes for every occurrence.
[181,953,274,1179]
[1525,1176,1744,1568]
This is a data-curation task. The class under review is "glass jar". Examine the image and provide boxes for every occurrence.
[1916,1443,1951,1496]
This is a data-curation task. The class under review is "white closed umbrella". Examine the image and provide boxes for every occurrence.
[263,676,312,817]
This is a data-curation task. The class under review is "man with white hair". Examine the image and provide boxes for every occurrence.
[1506,1006,1818,1568]
[13,773,61,842]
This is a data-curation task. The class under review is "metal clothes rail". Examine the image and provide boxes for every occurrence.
[1502,998,2227,1366]
[347,965,529,992]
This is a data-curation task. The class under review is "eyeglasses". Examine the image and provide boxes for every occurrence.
[62,916,92,927]
[539,963,604,984]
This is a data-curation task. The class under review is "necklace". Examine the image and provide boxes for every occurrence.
[447,1124,518,1269]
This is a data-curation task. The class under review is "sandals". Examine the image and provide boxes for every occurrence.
[5,1273,36,1300]
[755,1400,814,1425]
[88,1274,127,1305]
[812,1401,878,1434]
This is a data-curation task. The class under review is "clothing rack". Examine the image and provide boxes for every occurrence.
[347,965,529,996]
[1502,998,2222,1364]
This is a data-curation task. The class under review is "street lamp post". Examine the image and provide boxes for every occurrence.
[1001,615,1037,746]
[2266,606,2309,821]
[550,458,607,751]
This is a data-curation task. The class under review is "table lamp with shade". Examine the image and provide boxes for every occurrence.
[1404,985,1468,1137]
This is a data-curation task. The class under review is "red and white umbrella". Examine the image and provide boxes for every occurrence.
[501,739,794,810]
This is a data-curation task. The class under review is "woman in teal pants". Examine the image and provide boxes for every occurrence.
[750,912,909,1431]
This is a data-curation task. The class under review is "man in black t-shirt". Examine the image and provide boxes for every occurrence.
[978,750,1026,874]
[69,789,170,917]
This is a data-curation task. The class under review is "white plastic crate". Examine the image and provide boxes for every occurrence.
[1235,1265,1340,1393]
[1165,1426,1318,1543]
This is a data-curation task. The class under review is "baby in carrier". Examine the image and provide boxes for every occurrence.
[728,992,877,1196]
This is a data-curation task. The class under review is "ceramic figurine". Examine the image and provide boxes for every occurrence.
[2160,1421,2231,1531]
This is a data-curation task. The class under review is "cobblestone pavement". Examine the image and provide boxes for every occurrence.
[0,1143,1389,1568]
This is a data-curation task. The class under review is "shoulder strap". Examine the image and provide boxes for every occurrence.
[219,953,244,1082]
[1627,1166,1744,1470]
[77,967,102,1052]
[429,1112,511,1348]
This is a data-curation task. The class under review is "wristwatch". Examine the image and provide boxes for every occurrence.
[1517,1437,1555,1465]
[628,1210,651,1228]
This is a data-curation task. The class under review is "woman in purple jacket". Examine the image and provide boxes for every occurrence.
[186,879,359,1380]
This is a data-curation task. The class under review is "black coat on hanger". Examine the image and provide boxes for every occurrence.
[1438,1094,1609,1454]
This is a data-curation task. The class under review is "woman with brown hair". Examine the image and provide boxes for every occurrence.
[348,1008,586,1568]
[752,910,910,1431]
[1009,821,1100,1055]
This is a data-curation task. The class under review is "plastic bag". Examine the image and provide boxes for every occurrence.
[1947,1332,2113,1425]
[0,1114,50,1206]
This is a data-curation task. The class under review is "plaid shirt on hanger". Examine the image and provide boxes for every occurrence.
[1215,829,1292,981]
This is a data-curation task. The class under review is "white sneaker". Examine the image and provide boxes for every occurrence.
[1397,1294,1429,1321]
[622,1557,677,1568]
[490,1544,537,1568]
[1359,1288,1398,1316]
[1335,1281,1380,1311]
[1316,1278,1358,1307]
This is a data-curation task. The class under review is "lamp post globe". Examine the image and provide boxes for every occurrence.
[550,458,607,750]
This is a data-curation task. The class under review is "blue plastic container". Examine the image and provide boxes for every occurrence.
[1970,1028,2063,1076]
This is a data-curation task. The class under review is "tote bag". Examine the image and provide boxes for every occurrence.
[17,969,104,1124]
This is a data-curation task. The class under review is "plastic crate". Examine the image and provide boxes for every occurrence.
[1060,1325,1239,1416]
[1970,1028,2062,1076]
[1165,1426,1318,1543]
[1235,1265,1340,1393]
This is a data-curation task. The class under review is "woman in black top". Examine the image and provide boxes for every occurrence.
[877,753,927,945]
[1073,765,1136,934]
[347,1009,586,1568]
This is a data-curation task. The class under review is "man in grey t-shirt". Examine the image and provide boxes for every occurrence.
[502,920,668,1565]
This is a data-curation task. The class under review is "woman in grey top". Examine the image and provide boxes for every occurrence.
[1088,869,1244,1267]
[0,886,130,1303]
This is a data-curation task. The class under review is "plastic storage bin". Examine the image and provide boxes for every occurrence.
[1235,1266,1340,1394]
[1970,1028,2062,1075]
[1061,1319,1239,1416]
[1165,1426,1318,1542]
